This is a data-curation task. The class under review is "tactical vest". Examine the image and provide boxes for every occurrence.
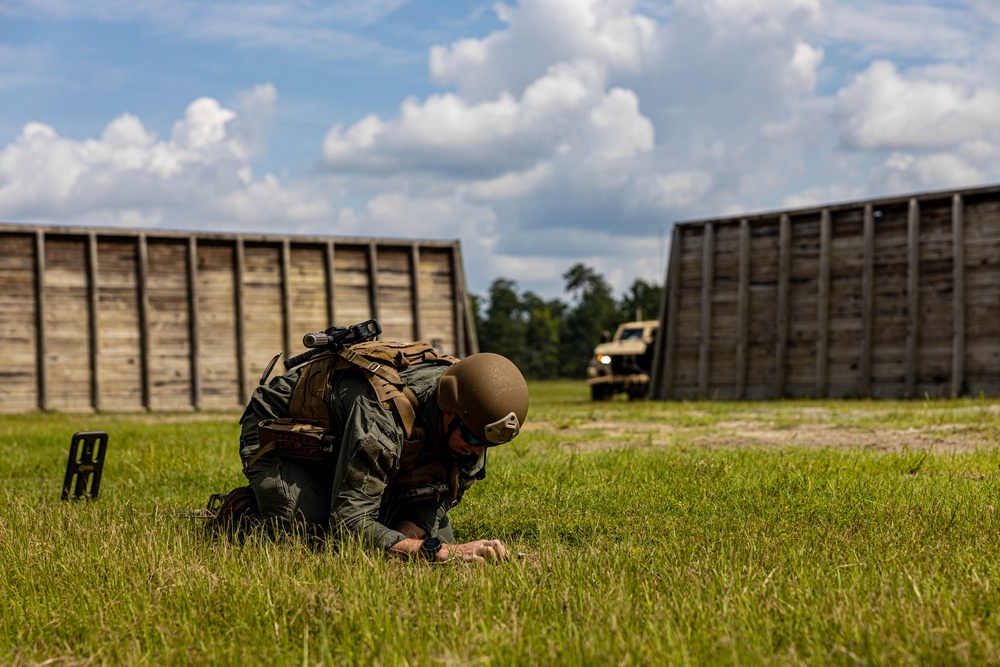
[246,341,461,505]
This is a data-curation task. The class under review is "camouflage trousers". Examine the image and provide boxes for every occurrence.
[241,450,454,542]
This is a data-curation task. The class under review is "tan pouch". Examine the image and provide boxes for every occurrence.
[244,418,337,469]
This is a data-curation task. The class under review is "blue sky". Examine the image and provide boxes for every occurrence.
[3,0,1000,300]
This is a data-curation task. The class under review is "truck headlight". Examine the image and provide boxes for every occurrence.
[597,354,611,365]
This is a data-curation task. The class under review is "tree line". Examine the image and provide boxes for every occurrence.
[471,263,663,379]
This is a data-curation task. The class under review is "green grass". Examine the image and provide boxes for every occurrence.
[3,384,1000,665]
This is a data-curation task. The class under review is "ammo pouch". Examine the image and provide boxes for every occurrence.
[243,418,339,469]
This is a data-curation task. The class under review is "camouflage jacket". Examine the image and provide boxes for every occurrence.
[238,362,486,549]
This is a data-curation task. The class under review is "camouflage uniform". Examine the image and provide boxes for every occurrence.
[238,363,485,549]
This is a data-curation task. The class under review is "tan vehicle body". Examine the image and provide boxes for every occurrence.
[585,320,659,400]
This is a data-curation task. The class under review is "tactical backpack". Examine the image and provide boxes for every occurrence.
[244,340,458,470]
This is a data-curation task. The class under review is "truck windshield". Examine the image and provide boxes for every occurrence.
[619,328,644,341]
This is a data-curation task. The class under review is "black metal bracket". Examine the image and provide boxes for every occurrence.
[206,493,228,513]
[62,430,108,500]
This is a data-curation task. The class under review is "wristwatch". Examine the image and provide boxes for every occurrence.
[420,537,443,562]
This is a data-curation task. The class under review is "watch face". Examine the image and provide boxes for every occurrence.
[421,537,443,554]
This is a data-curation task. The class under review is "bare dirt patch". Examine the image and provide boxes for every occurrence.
[525,417,994,453]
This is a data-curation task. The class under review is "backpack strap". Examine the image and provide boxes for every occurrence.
[281,340,458,445]
[333,342,457,439]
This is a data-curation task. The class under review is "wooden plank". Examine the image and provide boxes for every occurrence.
[869,203,909,397]
[825,208,864,398]
[287,245,331,344]
[913,198,953,397]
[196,242,240,408]
[243,244,284,389]
[87,232,101,411]
[375,247,415,342]
[281,239,293,357]
[410,244,423,341]
[95,237,143,411]
[0,225,473,412]
[0,234,39,411]
[816,209,831,398]
[451,245,468,357]
[35,230,48,411]
[45,236,91,410]
[775,214,790,397]
[736,218,750,398]
[234,238,248,402]
[326,241,336,325]
[906,198,920,397]
[952,194,965,398]
[860,204,874,397]
[188,237,202,411]
[334,245,372,324]
[137,234,152,410]
[960,194,1000,395]
[698,222,714,397]
[662,226,683,398]
[417,248,456,354]
[143,238,193,411]
[368,242,381,324]
[458,245,476,355]
[744,217,779,396]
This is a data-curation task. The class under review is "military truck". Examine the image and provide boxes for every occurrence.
[586,320,659,400]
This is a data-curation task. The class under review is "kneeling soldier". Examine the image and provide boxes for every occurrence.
[238,342,529,565]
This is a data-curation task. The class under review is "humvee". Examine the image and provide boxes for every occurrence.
[586,320,659,401]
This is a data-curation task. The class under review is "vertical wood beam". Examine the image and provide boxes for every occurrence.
[281,239,293,357]
[951,194,966,398]
[136,234,152,411]
[654,225,682,399]
[87,232,101,412]
[905,198,920,397]
[698,222,714,397]
[34,230,48,411]
[816,209,832,398]
[860,204,875,398]
[450,244,471,356]
[367,242,381,323]
[736,218,751,398]
[234,238,248,402]
[410,244,423,341]
[187,237,202,411]
[775,214,791,398]
[325,241,336,325]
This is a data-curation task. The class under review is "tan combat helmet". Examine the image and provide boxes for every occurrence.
[437,353,529,445]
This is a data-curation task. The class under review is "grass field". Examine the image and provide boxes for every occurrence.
[3,381,1000,665]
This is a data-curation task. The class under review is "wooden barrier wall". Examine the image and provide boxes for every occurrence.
[650,184,1000,400]
[0,225,476,413]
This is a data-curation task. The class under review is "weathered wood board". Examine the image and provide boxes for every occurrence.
[651,184,1000,400]
[0,225,476,413]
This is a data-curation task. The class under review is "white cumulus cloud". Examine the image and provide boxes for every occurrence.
[430,0,657,99]
[836,60,1000,150]
[322,58,652,179]
[0,83,328,228]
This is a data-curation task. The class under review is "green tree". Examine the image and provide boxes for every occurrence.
[474,267,662,379]
[521,292,563,379]
[559,263,618,377]
[478,278,528,364]
[468,292,486,352]
[617,278,664,323]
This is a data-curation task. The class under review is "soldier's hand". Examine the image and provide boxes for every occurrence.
[442,539,508,564]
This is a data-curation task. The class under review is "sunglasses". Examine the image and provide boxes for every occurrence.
[459,421,492,448]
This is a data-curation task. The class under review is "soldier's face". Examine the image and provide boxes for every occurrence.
[444,412,487,457]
